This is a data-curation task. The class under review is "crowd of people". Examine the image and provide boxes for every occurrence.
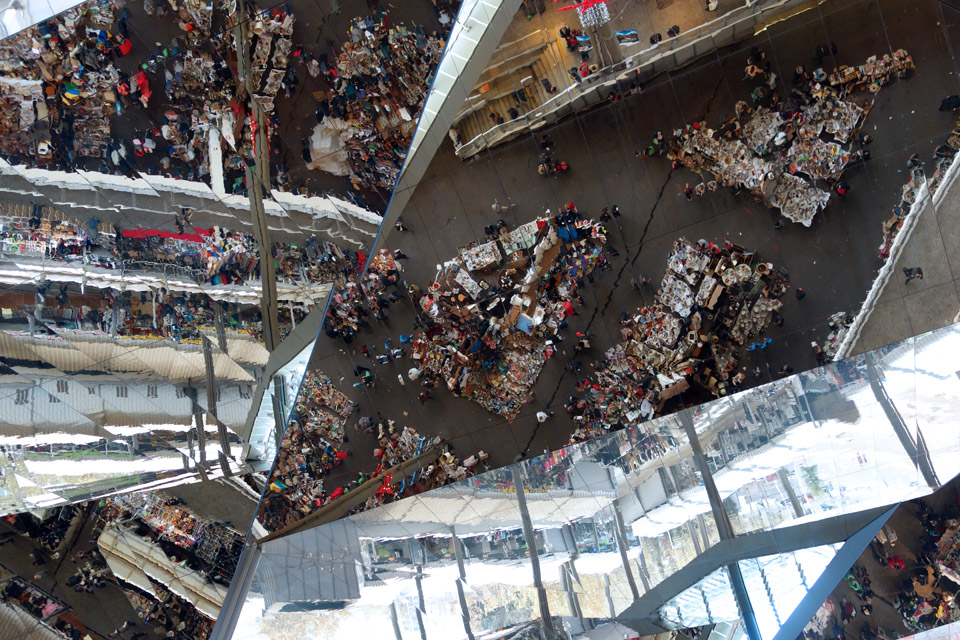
[308,7,451,192]
[641,46,912,227]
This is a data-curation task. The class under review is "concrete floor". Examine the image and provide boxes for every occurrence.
[291,0,960,493]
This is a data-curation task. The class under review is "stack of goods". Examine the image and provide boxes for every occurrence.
[570,238,787,442]
[661,51,912,225]
[409,213,609,419]
[769,173,831,227]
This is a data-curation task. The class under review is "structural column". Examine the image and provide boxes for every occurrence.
[450,526,476,640]
[679,409,762,640]
[512,467,557,639]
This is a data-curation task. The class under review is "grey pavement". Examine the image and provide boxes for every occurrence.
[295,0,960,490]
[853,170,960,354]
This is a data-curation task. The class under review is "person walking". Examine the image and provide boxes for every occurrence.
[939,95,960,112]
[568,67,582,84]
[536,410,554,423]
[834,180,849,196]
[394,217,410,232]
[418,390,431,403]
[903,267,924,284]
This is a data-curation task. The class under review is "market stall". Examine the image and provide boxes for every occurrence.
[662,50,913,226]
[409,213,609,419]
[570,238,787,442]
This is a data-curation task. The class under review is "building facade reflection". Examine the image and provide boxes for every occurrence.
[226,323,960,640]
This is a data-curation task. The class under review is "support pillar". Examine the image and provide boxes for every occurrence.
[450,526,475,640]
[612,502,641,600]
[512,467,557,639]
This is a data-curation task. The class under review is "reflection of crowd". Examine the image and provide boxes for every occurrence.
[257,368,489,532]
[313,8,448,190]
[65,548,109,593]
[324,252,404,342]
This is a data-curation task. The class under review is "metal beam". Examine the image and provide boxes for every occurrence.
[614,505,894,634]
[257,442,444,543]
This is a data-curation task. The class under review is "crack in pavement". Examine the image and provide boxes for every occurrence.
[518,166,676,458]
[701,73,726,122]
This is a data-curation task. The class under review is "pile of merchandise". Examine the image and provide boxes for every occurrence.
[570,238,788,442]
[410,211,609,419]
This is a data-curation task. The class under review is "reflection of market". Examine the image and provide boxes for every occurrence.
[411,210,609,419]
[0,205,354,347]
[257,366,491,534]
[806,477,960,640]
[307,9,449,192]
[0,479,258,640]
[663,50,912,226]
[570,238,787,443]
